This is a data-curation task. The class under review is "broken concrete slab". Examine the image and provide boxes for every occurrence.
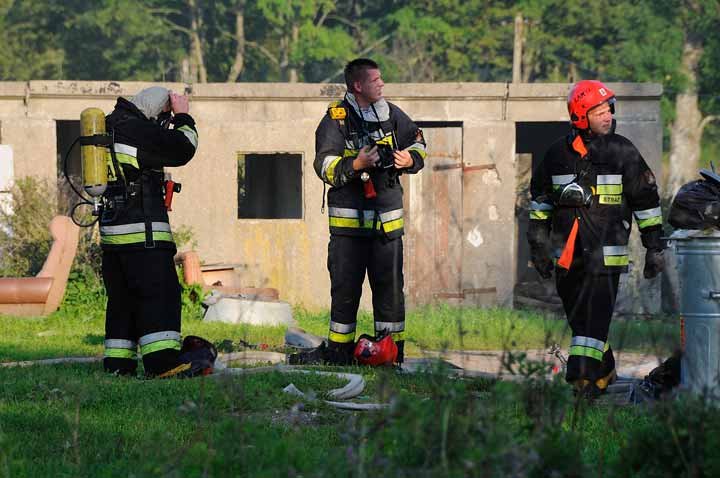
[203,296,296,327]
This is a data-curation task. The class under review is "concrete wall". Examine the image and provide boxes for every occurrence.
[0,81,663,313]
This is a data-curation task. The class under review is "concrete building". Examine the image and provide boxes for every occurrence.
[0,81,663,314]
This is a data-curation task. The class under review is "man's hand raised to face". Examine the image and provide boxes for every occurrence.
[169,92,189,114]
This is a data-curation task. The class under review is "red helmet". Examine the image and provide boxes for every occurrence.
[567,80,615,130]
[353,334,398,366]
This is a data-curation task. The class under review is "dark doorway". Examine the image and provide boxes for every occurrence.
[237,152,303,219]
[56,120,81,215]
[515,122,569,310]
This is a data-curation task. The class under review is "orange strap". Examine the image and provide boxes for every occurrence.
[557,218,579,270]
[571,135,588,158]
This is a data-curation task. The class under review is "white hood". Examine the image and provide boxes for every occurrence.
[129,86,170,120]
[345,92,390,122]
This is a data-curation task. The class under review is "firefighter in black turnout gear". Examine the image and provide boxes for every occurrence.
[528,80,665,397]
[101,86,215,378]
[290,58,426,365]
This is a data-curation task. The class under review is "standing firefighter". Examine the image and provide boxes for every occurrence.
[528,80,665,396]
[101,86,216,378]
[290,58,426,365]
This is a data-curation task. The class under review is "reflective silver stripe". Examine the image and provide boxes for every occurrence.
[328,207,360,218]
[409,142,427,152]
[603,245,628,256]
[571,336,605,351]
[139,331,181,346]
[379,209,403,222]
[633,207,662,219]
[100,222,172,235]
[104,339,137,349]
[321,155,341,177]
[329,321,356,334]
[374,321,405,333]
[328,208,376,221]
[597,174,622,184]
[529,201,554,211]
[114,143,138,157]
[552,174,576,184]
[369,130,384,141]
[345,140,354,149]
[177,125,198,148]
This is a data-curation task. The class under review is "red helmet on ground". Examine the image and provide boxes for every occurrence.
[567,80,616,130]
[353,334,398,366]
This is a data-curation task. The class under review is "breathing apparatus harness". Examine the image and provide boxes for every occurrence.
[63,108,126,227]
[64,108,181,229]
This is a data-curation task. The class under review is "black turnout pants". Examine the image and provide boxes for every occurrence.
[328,234,405,343]
[556,263,620,383]
[102,249,181,376]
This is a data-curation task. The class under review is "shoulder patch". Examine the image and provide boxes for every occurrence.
[327,101,346,120]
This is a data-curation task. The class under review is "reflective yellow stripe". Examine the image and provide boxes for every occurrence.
[604,255,629,266]
[105,151,119,180]
[569,345,603,361]
[595,369,616,390]
[530,210,552,220]
[637,216,662,229]
[156,363,192,379]
[104,349,137,359]
[325,157,342,184]
[343,149,358,158]
[101,231,174,245]
[408,146,427,159]
[177,125,198,148]
[141,339,181,356]
[382,218,404,233]
[599,195,622,205]
[596,184,622,195]
[329,331,355,343]
[115,152,139,169]
[329,217,381,230]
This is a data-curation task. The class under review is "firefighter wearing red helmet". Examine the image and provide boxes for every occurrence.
[527,80,665,397]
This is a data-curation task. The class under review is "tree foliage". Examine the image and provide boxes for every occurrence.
[0,0,718,168]
[0,0,715,90]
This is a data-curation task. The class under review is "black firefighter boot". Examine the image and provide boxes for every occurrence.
[156,336,218,379]
[289,340,355,365]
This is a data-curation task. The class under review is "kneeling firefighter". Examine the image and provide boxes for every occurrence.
[90,86,215,378]
[527,80,665,396]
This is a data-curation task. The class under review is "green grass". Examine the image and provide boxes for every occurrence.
[1,303,678,363]
[0,296,688,477]
[1,348,715,477]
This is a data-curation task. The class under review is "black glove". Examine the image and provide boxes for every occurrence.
[530,245,554,279]
[643,249,665,279]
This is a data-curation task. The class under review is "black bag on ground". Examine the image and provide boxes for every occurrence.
[668,171,720,230]
[637,353,681,400]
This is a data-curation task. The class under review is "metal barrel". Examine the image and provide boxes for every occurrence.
[674,230,720,396]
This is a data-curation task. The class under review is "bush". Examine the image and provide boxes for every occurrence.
[58,210,105,313]
[612,396,720,477]
[337,358,589,478]
[0,177,56,276]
